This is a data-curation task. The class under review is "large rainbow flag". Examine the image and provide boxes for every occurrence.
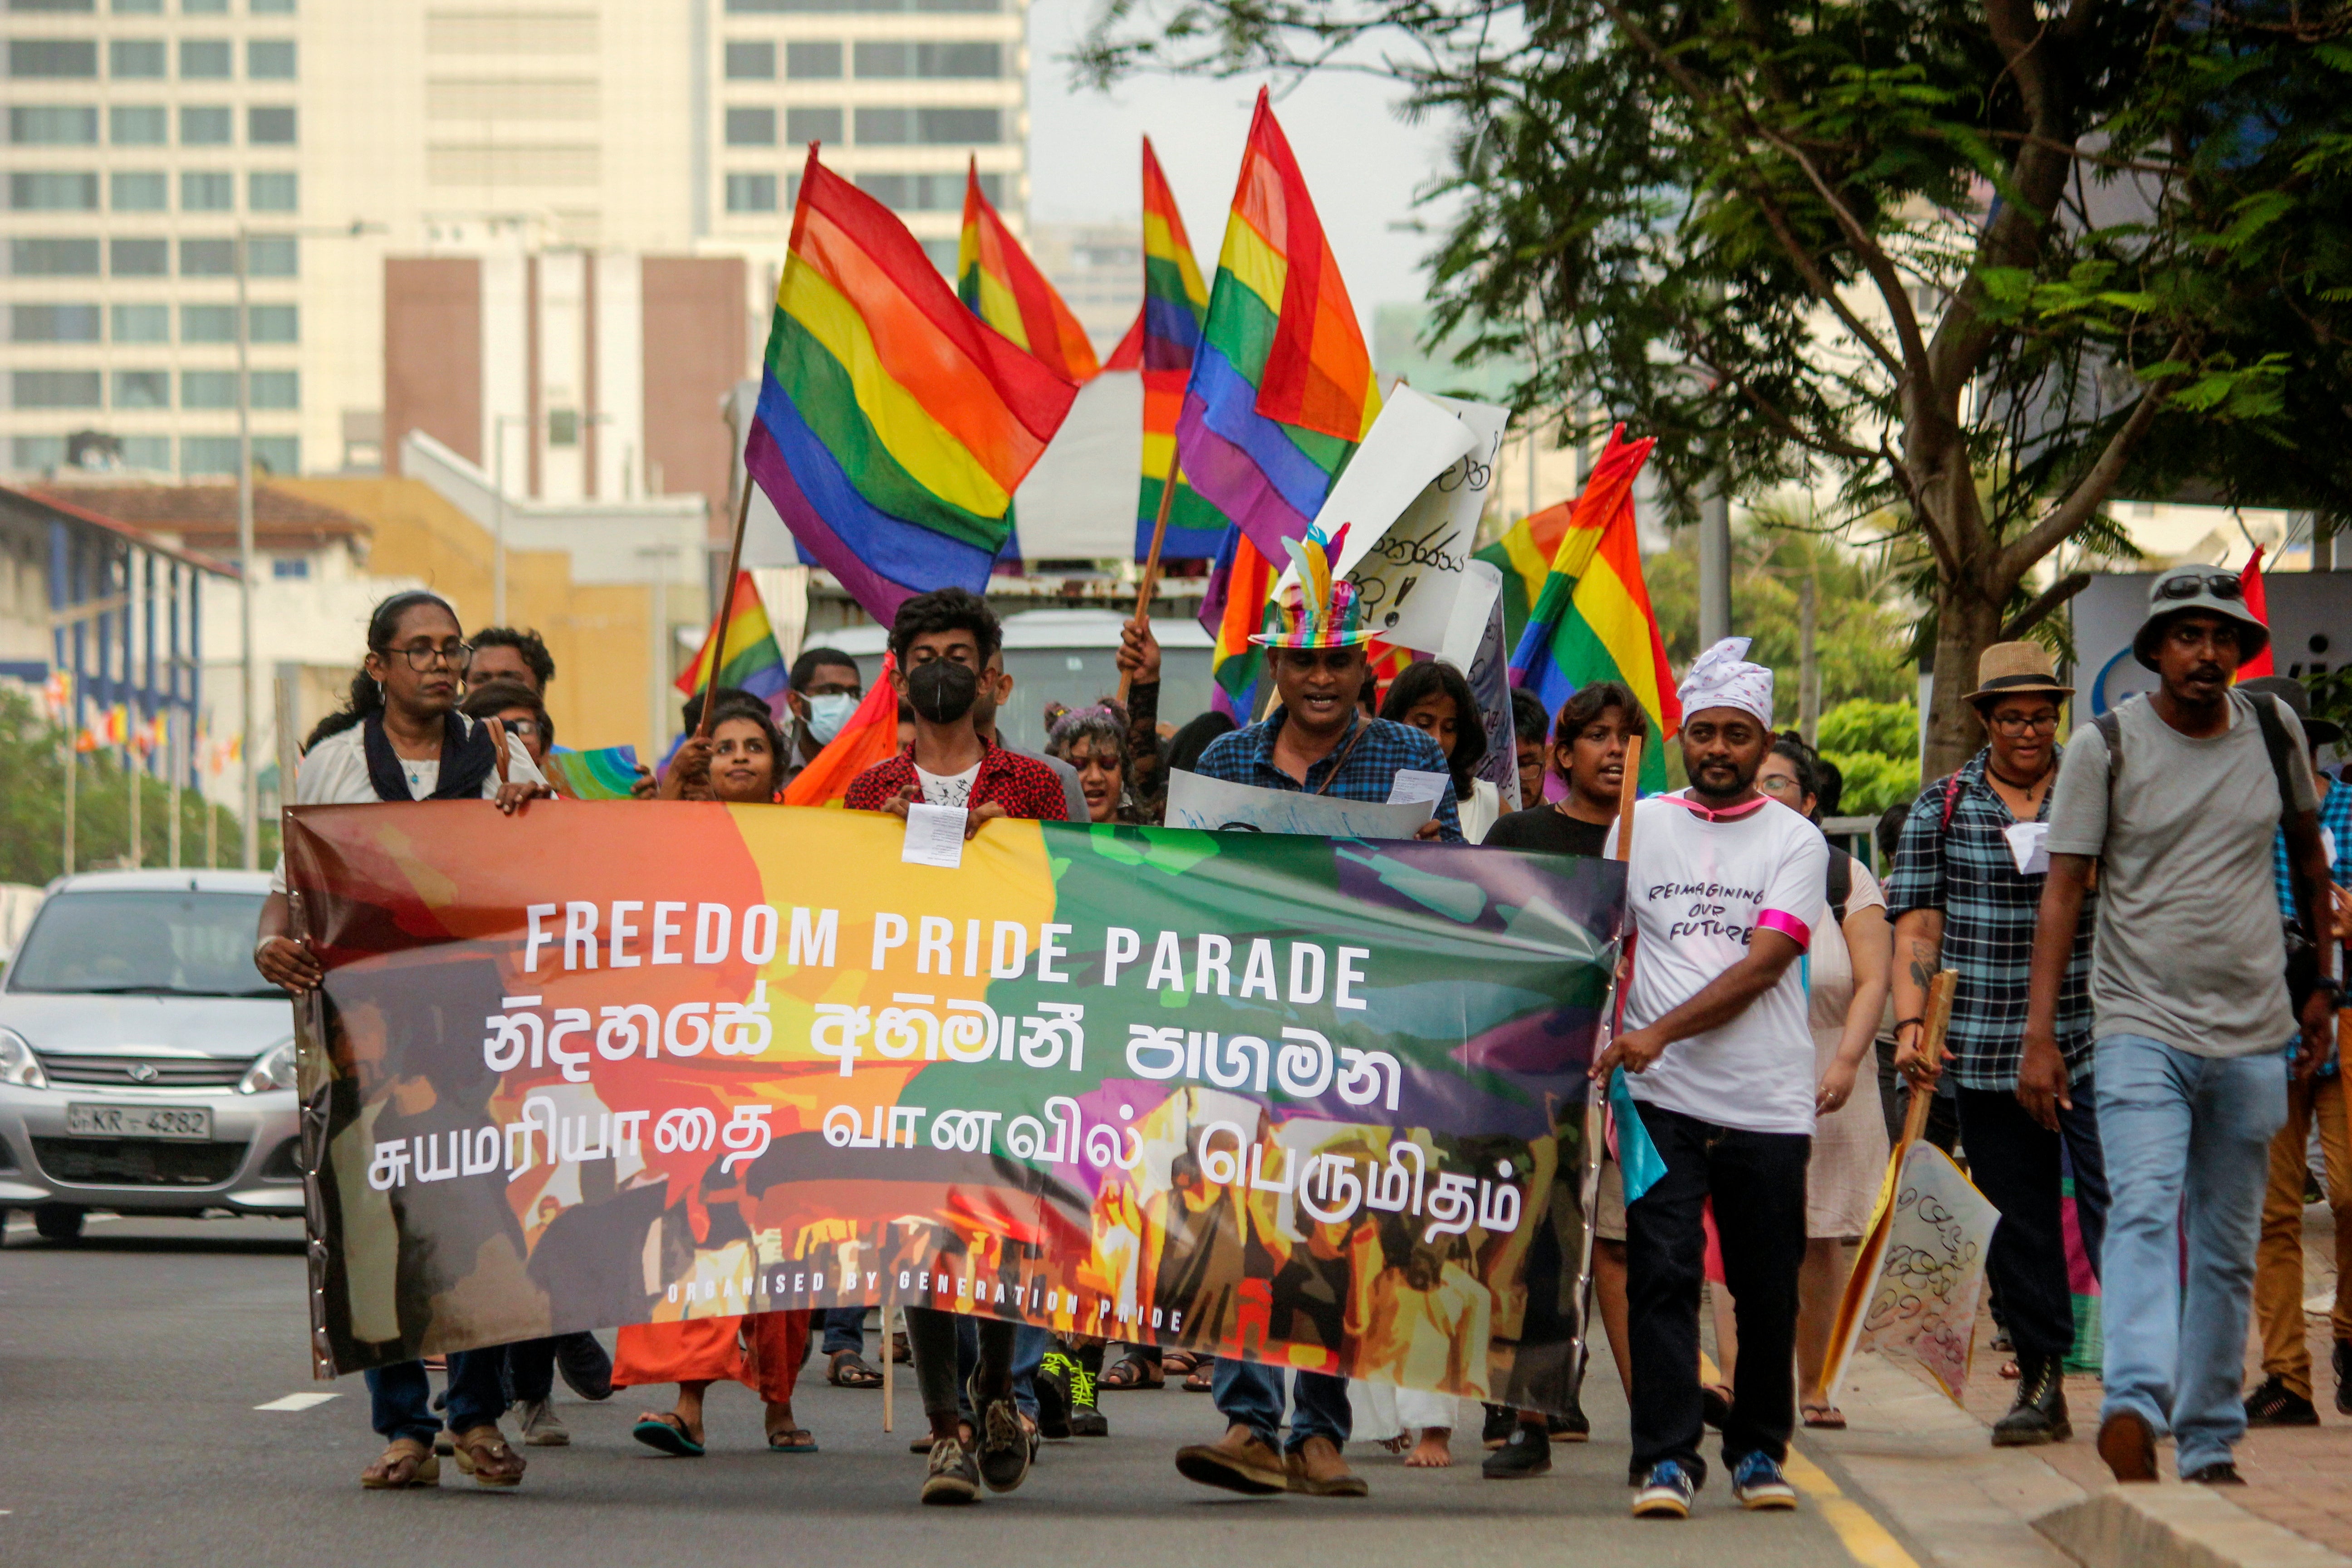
[957,160,1099,384]
[1476,500,1578,654]
[675,570,788,714]
[746,151,1079,620]
[1508,426,1679,793]
[1136,136,1225,562]
[1176,88,1381,566]
[1205,527,1275,720]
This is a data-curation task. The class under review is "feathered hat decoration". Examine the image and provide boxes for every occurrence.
[1250,522,1375,648]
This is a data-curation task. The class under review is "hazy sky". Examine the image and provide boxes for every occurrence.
[1024,0,1452,330]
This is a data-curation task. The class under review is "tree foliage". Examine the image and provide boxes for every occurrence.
[0,688,248,884]
[1080,0,2352,772]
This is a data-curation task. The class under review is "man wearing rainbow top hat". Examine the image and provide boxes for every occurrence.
[1170,526,1463,1502]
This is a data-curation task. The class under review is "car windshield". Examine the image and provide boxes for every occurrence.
[8,890,275,998]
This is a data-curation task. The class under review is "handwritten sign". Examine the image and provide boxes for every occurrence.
[1348,393,1511,654]
[1838,1142,2000,1404]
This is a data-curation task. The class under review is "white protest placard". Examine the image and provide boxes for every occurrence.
[1438,560,1520,813]
[1165,770,1435,839]
[1347,393,1511,653]
[1827,1141,2001,1405]
[1274,388,1474,588]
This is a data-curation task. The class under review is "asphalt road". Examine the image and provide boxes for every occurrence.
[0,1213,1921,1568]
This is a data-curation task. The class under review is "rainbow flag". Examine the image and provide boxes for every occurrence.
[675,571,789,712]
[1137,136,1226,562]
[1176,88,1381,567]
[782,654,901,807]
[1476,501,1579,654]
[957,160,1099,384]
[544,745,642,801]
[747,151,1079,621]
[1508,425,1679,793]
[1206,528,1275,720]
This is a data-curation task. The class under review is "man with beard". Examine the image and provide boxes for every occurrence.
[1592,638,1824,1519]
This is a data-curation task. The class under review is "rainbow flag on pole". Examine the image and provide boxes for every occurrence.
[1508,425,1679,793]
[675,570,788,712]
[1176,88,1381,566]
[957,160,1099,384]
[1136,136,1225,561]
[1475,501,1579,654]
[746,150,1079,621]
[1206,528,1276,720]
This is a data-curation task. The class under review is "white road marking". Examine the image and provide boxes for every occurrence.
[254,1392,339,1412]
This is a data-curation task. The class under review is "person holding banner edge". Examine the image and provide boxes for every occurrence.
[1592,637,1824,1519]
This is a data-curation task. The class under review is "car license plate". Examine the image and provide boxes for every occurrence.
[64,1103,213,1140]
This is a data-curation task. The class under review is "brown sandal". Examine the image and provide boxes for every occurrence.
[1182,1363,1214,1392]
[360,1437,440,1489]
[1100,1354,1163,1391]
[448,1424,526,1488]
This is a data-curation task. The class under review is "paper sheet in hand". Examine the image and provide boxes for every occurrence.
[1387,769,1451,807]
[1165,770,1435,839]
[2004,821,2050,875]
[902,804,967,867]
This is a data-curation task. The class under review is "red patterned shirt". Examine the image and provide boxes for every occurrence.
[845,740,1070,822]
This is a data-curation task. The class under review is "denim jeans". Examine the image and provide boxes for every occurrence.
[1956,1084,2107,1365]
[819,1307,867,1358]
[2095,1034,2287,1475]
[1211,1358,1351,1453]
[367,1351,505,1444]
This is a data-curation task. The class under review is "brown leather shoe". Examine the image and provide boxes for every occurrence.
[1284,1434,1368,1497]
[1174,1424,1289,1495]
[2097,1411,2158,1483]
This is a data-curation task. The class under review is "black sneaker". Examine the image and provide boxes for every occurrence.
[2335,1341,2351,1418]
[1066,1355,1107,1436]
[1034,1352,1074,1441]
[970,1380,1031,1494]
[1481,1421,1552,1479]
[555,1332,614,1402]
[2184,1461,2246,1485]
[2244,1375,2320,1427]
[1480,1403,1516,1449]
[921,1435,980,1505]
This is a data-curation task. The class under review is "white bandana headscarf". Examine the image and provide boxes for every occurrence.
[1677,637,1775,729]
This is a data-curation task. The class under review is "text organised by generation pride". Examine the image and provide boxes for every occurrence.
[517,901,1377,1006]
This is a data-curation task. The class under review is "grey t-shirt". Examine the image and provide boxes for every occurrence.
[2046,690,2316,1058]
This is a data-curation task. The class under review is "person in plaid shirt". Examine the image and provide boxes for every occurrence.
[1887,642,2100,1449]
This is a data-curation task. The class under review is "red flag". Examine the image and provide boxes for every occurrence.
[2238,545,2274,678]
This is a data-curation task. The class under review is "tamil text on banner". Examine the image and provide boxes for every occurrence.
[285,805,1622,1415]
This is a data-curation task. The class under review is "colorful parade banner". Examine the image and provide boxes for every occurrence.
[285,804,1620,1415]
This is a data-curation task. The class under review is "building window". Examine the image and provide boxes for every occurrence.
[253,434,296,472]
[250,0,294,12]
[12,236,101,274]
[547,407,578,446]
[178,38,230,78]
[10,172,99,210]
[110,170,166,209]
[181,170,233,210]
[856,170,992,211]
[246,233,296,275]
[113,0,164,12]
[247,38,294,78]
[181,369,236,408]
[178,237,233,274]
[111,301,168,341]
[725,106,774,146]
[181,436,238,474]
[110,235,168,274]
[109,103,165,142]
[249,369,297,409]
[12,369,102,408]
[727,0,1002,10]
[248,170,296,211]
[181,303,235,342]
[853,40,999,77]
[8,303,100,342]
[784,106,841,145]
[917,107,999,144]
[9,104,97,143]
[109,37,163,75]
[270,555,309,579]
[249,303,296,342]
[725,172,775,212]
[247,105,294,144]
[118,434,170,470]
[9,0,97,12]
[8,38,98,76]
[113,368,169,408]
[183,0,228,11]
[853,106,907,145]
[11,435,67,470]
[180,104,231,144]
[723,39,772,78]
[785,39,840,77]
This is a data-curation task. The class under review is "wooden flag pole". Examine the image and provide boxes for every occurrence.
[1565,732,1641,1405]
[1117,456,1182,703]
[691,478,759,740]
[881,1271,896,1434]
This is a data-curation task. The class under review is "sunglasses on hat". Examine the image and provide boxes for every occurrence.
[2153,570,2244,603]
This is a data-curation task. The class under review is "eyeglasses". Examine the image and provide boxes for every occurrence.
[385,641,471,671]
[2154,571,2244,603]
[1989,712,2059,735]
[1756,774,1803,796]
[499,718,541,738]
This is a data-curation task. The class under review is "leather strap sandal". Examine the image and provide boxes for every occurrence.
[360,1437,440,1489]
[448,1425,526,1488]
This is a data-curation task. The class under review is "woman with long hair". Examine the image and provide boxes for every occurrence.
[1045,706,1137,824]
[658,699,789,804]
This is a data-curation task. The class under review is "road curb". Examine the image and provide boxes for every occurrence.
[2033,1489,2352,1568]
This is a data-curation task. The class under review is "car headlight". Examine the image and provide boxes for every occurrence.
[0,1027,46,1090]
[240,1038,297,1095]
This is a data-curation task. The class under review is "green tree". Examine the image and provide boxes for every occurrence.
[1818,696,1923,814]
[1081,0,2352,774]
[0,689,248,882]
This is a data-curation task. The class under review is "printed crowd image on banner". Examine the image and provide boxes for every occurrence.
[283,804,1623,1416]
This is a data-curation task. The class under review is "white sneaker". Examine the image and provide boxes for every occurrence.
[513,1398,570,1447]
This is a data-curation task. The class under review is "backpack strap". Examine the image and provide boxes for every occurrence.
[2248,691,2301,827]
[1826,844,1854,926]
[1938,770,1965,832]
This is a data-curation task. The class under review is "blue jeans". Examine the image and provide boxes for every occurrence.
[1211,1358,1351,1453]
[2095,1034,2286,1475]
[820,1307,867,1358]
[367,1352,506,1445]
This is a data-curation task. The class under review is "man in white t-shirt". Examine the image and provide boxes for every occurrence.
[1594,637,1826,1520]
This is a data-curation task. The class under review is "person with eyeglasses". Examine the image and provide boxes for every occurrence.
[461,680,552,768]
[2029,567,2333,1486]
[255,590,551,1492]
[1886,641,2103,1450]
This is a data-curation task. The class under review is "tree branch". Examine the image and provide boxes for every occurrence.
[2000,572,2091,638]
[1997,378,2173,581]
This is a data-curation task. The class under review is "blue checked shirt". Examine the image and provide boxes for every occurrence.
[1191,707,1465,842]
[1886,746,2095,1090]
[2272,771,2347,1072]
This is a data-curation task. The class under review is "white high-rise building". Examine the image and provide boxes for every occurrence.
[0,0,1030,487]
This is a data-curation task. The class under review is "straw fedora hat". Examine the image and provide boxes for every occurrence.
[1963,641,2073,705]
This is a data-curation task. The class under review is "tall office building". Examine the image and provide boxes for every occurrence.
[1,0,1031,490]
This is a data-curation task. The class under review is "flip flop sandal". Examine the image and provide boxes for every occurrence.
[1801,1405,1848,1430]
[448,1426,525,1488]
[632,1413,706,1458]
[767,1427,820,1454]
[1163,1351,1204,1376]
[1182,1365,1214,1393]
[360,1437,440,1489]
[1100,1354,1163,1391]
[892,1331,911,1365]
[828,1349,885,1389]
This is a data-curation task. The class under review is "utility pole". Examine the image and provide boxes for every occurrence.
[1697,475,1732,647]
[235,227,258,870]
[1798,571,1820,745]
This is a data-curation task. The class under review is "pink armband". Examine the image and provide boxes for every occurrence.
[1755,908,1812,950]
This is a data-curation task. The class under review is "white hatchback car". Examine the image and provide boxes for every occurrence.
[0,870,301,1240]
